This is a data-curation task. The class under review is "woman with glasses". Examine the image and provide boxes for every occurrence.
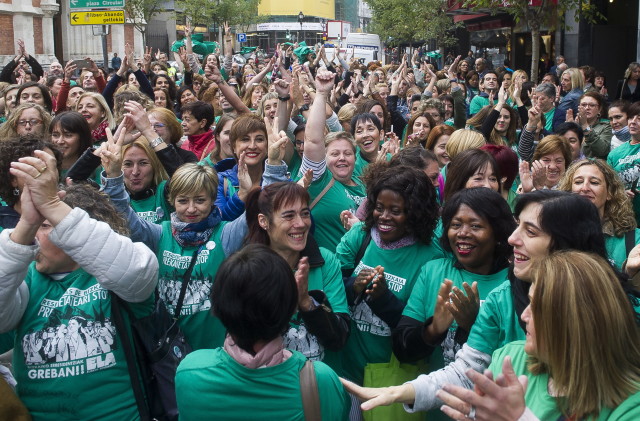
[0,103,51,141]
[568,92,612,159]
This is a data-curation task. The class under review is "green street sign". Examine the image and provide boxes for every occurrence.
[70,0,124,9]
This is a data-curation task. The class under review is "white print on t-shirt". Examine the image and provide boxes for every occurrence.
[345,191,365,207]
[350,262,407,336]
[158,276,212,317]
[441,299,486,365]
[24,284,118,379]
[284,322,324,361]
[614,152,640,189]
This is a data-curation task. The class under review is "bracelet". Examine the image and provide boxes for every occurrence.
[278,94,291,102]
[449,79,458,83]
[149,137,165,148]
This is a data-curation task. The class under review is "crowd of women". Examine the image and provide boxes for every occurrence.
[1,29,640,421]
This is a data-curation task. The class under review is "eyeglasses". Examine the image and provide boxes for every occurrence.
[579,103,598,108]
[17,119,43,127]
[152,123,166,129]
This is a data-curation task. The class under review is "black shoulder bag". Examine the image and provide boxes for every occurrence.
[111,247,200,421]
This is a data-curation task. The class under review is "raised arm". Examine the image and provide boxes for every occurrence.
[205,64,251,114]
[303,69,335,163]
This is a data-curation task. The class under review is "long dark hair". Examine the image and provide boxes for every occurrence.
[49,111,94,153]
[444,148,501,202]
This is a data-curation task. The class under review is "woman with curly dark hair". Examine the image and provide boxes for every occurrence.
[0,137,61,231]
[334,164,444,414]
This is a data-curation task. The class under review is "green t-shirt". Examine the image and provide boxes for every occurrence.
[13,265,153,420]
[607,141,640,225]
[334,223,445,384]
[130,180,171,224]
[288,151,303,182]
[156,220,228,350]
[490,341,640,420]
[353,149,372,179]
[466,279,525,355]
[285,248,348,362]
[469,95,490,115]
[308,169,366,252]
[403,258,508,365]
[605,230,640,270]
[175,348,350,421]
[543,107,555,132]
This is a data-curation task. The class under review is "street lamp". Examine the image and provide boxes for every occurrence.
[298,11,304,42]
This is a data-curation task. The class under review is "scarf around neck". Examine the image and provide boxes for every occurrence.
[224,335,291,369]
[91,119,109,141]
[613,125,631,143]
[187,130,215,160]
[170,207,221,248]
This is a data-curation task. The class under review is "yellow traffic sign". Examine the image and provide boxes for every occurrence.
[70,10,125,25]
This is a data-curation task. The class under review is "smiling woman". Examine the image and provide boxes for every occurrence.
[393,188,515,373]
[244,182,350,363]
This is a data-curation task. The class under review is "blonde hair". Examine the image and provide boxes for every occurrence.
[557,159,637,236]
[149,107,183,145]
[529,251,640,419]
[507,69,528,101]
[562,68,584,91]
[445,129,485,160]
[0,103,52,141]
[325,131,356,152]
[337,103,357,124]
[167,163,219,204]
[121,139,169,188]
[75,92,115,130]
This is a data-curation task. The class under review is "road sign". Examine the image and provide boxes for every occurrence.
[236,33,247,43]
[70,0,124,9]
[70,10,125,25]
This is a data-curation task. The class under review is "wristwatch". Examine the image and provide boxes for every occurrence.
[278,94,291,102]
[149,137,165,148]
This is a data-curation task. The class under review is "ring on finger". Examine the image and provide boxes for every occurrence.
[467,405,476,419]
[34,171,43,179]
[39,166,47,173]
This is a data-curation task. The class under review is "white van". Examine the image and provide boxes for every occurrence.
[325,33,385,65]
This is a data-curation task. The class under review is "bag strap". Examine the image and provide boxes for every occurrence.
[299,360,321,421]
[354,231,372,267]
[174,247,202,320]
[110,292,151,421]
[309,177,335,210]
[626,229,636,258]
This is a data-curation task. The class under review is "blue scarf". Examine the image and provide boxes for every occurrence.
[613,126,631,143]
[171,207,221,248]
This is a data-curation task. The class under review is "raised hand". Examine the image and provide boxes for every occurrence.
[204,64,223,84]
[64,61,77,81]
[10,150,60,215]
[314,69,336,94]
[295,256,314,311]
[100,127,124,178]
[424,280,455,343]
[446,282,480,332]
[273,78,290,97]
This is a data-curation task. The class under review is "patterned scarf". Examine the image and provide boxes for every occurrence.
[371,227,416,250]
[91,119,109,141]
[170,207,221,248]
[613,125,631,143]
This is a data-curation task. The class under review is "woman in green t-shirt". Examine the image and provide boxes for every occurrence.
[335,164,443,386]
[175,244,350,421]
[244,182,350,362]
[393,187,515,367]
[558,158,640,270]
[437,251,640,420]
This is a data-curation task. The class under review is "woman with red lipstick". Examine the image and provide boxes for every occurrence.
[392,189,515,374]
[558,158,640,270]
[244,182,350,363]
[333,165,444,416]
